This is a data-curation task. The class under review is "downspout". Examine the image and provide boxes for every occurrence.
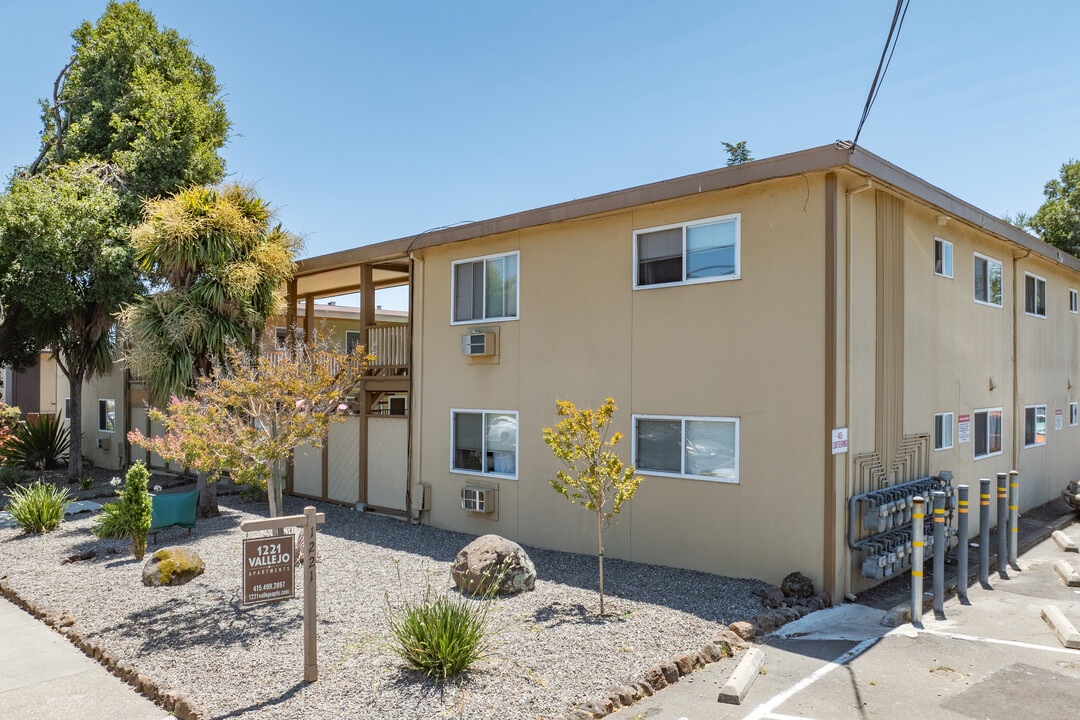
[842,177,873,599]
[404,255,419,523]
[1012,251,1030,465]
[824,173,838,600]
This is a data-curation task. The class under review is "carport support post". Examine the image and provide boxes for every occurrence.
[979,478,991,587]
[911,495,926,625]
[932,491,946,615]
[957,485,969,603]
[997,472,1009,580]
[1009,470,1020,570]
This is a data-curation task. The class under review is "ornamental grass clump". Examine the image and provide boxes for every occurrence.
[385,572,499,679]
[92,462,152,559]
[4,480,72,533]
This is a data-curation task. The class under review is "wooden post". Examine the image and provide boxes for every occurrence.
[303,505,318,682]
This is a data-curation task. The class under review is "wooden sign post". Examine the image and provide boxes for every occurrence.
[240,506,325,682]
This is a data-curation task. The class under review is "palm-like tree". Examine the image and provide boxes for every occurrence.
[120,183,302,515]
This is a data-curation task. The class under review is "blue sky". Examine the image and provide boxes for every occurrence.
[2,2,1078,310]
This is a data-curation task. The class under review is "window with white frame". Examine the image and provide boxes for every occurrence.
[451,410,517,477]
[1025,404,1047,447]
[452,252,519,324]
[1025,273,1047,318]
[974,253,1003,307]
[64,398,71,420]
[1070,289,1078,314]
[633,415,739,482]
[1071,402,1078,427]
[346,330,364,354]
[934,412,954,451]
[973,407,1002,459]
[634,214,740,289]
[934,238,953,278]
[98,399,115,433]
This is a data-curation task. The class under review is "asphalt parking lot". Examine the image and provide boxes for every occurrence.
[626,515,1080,720]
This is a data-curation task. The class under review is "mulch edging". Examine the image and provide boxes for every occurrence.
[1,568,205,720]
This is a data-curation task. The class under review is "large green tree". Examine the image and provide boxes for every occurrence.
[1025,160,1080,256]
[119,183,302,515]
[0,1,230,479]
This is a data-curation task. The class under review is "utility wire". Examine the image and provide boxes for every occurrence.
[839,0,911,153]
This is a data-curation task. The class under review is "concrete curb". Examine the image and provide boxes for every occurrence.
[1053,559,1080,587]
[0,578,203,720]
[1052,530,1078,552]
[1040,605,1080,649]
[881,512,1075,626]
[718,647,766,705]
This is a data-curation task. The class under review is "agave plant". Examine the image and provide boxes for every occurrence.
[3,414,71,470]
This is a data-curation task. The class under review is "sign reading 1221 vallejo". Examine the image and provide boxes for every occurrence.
[243,534,295,605]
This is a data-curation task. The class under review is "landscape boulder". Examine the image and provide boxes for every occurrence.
[451,534,536,595]
[142,547,205,587]
[780,571,815,599]
[760,585,784,608]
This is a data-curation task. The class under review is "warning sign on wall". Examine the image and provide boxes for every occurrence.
[958,414,971,444]
[831,427,849,455]
[1056,409,1063,431]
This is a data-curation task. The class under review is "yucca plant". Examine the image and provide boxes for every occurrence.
[385,564,504,680]
[3,414,70,469]
[0,466,32,491]
[4,480,72,533]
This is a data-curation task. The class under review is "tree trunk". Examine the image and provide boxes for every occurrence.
[267,460,284,519]
[66,370,84,480]
[196,471,219,518]
[597,510,605,616]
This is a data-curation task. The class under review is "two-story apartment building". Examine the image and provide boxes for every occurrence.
[287,144,1080,599]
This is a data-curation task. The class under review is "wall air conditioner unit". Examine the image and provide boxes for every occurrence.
[461,332,496,357]
[97,437,111,452]
[461,486,496,514]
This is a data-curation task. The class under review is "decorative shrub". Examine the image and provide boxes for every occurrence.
[0,403,20,433]
[386,579,498,679]
[0,466,33,491]
[92,462,153,559]
[77,476,94,491]
[4,480,72,533]
[3,413,70,469]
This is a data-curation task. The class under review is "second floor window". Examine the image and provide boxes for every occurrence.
[635,215,740,288]
[452,252,519,323]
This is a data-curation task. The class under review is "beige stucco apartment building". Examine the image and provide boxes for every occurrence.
[287,144,1080,599]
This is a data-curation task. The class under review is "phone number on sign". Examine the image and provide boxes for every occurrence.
[251,581,288,593]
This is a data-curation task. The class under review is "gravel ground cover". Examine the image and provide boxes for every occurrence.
[0,495,766,720]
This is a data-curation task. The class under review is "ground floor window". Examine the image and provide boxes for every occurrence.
[98,399,116,433]
[451,409,517,478]
[934,412,954,450]
[1025,404,1047,447]
[1071,402,1078,427]
[633,415,739,482]
[974,407,1002,459]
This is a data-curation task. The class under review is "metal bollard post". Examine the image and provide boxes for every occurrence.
[1009,470,1020,570]
[957,485,969,603]
[997,472,1009,580]
[933,491,946,615]
[979,478,991,588]
[911,495,925,625]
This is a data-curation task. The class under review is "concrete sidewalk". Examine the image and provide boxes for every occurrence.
[0,596,166,720]
[627,517,1080,720]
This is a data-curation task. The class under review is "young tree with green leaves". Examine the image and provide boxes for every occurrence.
[129,340,370,521]
[118,182,302,516]
[542,398,641,615]
[0,1,230,478]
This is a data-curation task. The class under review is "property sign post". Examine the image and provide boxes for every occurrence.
[240,506,326,682]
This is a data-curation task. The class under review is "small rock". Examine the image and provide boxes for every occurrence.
[793,604,811,619]
[582,698,613,716]
[729,621,756,641]
[714,628,749,650]
[608,685,636,706]
[760,585,784,608]
[778,607,800,623]
[781,571,815,599]
[644,666,667,690]
[673,653,693,676]
[450,534,536,595]
[636,680,655,697]
[699,641,724,663]
[142,547,205,587]
[173,698,196,720]
[62,550,96,564]
[806,597,825,612]
[58,612,75,627]
[814,590,833,608]
[691,653,705,669]
[660,660,680,685]
[755,611,783,634]
[567,711,591,720]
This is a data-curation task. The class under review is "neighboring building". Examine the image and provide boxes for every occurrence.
[286,145,1080,599]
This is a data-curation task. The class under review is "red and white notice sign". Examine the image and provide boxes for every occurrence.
[958,414,971,444]
[831,427,849,455]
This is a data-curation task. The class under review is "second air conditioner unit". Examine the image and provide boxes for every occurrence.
[461,486,496,514]
[461,332,496,357]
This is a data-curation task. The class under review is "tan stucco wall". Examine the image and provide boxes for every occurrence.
[79,366,127,471]
[412,175,828,586]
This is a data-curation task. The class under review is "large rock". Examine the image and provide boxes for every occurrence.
[760,585,784,608]
[451,534,536,595]
[780,571,815,599]
[142,547,205,587]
